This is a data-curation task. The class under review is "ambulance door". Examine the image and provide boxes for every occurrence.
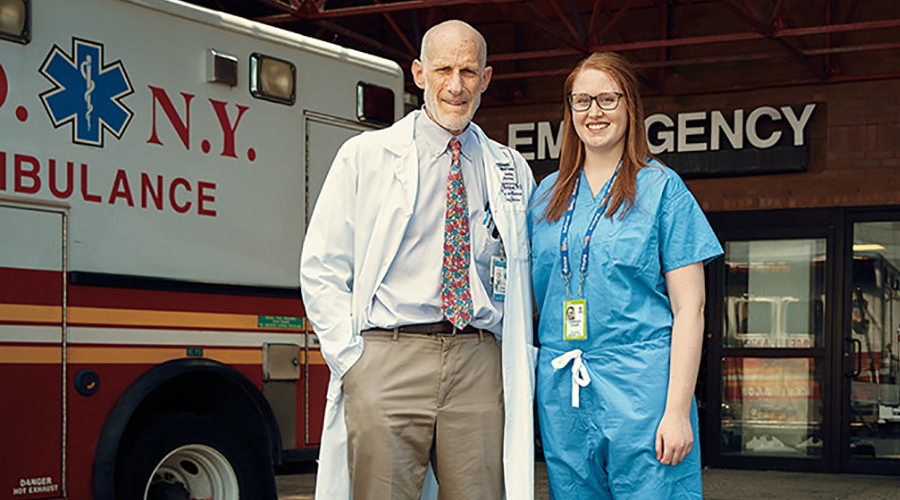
[0,200,66,497]
[301,112,376,446]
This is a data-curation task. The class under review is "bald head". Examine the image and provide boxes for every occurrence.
[412,19,492,133]
[420,20,487,69]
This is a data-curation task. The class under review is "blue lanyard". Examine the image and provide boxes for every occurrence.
[559,165,620,297]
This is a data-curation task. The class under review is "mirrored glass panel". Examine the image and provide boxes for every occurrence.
[724,239,827,348]
[850,221,900,459]
[721,357,823,457]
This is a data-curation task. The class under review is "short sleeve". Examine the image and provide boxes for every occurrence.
[658,175,724,273]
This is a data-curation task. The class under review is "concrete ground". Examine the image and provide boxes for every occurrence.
[276,462,900,499]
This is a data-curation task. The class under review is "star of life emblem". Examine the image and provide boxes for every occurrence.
[39,38,134,147]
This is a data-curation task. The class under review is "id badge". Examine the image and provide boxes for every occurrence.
[563,298,586,341]
[490,255,507,302]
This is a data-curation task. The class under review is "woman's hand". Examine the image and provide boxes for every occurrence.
[655,410,694,465]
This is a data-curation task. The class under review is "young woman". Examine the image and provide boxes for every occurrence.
[528,52,723,499]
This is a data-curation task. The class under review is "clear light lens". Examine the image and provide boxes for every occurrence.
[260,59,292,99]
[0,0,26,39]
[250,54,295,105]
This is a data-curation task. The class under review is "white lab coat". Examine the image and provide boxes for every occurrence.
[300,110,536,500]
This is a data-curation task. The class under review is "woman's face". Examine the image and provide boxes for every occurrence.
[569,68,628,158]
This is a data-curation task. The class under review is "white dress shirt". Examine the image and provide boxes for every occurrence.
[364,109,503,334]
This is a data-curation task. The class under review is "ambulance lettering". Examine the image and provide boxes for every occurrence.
[12,476,60,496]
[147,86,254,160]
[0,153,218,217]
[0,61,8,109]
[39,38,134,147]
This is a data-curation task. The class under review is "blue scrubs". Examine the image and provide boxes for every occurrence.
[528,160,723,500]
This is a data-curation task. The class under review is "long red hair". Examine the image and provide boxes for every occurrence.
[541,52,652,222]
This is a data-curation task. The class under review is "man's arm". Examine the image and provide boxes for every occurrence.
[300,142,363,380]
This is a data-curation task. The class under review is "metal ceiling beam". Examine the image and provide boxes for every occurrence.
[720,0,826,80]
[595,0,634,42]
[546,0,583,43]
[486,18,900,62]
[312,19,416,61]
[258,0,522,22]
[489,38,900,81]
[519,1,588,52]
[234,0,900,95]
[587,0,604,46]
[373,0,417,55]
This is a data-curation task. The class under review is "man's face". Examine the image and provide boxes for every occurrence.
[412,26,493,134]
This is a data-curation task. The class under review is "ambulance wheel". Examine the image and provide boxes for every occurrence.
[116,412,261,500]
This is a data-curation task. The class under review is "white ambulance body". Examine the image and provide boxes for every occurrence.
[0,0,402,498]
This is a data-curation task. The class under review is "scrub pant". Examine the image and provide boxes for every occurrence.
[537,337,702,500]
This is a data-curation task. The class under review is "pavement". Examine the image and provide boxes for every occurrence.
[276,461,900,499]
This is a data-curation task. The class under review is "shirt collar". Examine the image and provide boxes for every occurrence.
[415,108,476,162]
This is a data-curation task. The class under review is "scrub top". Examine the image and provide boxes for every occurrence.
[528,160,723,499]
[529,160,722,351]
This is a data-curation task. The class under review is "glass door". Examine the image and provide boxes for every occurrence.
[718,238,828,463]
[704,208,839,472]
[846,219,900,471]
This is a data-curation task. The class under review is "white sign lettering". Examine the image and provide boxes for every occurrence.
[506,103,817,161]
[507,121,563,161]
[646,103,817,155]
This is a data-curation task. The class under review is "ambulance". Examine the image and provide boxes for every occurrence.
[0,0,402,498]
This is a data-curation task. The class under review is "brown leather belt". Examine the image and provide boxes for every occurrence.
[367,320,481,336]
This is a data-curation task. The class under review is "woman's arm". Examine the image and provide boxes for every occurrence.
[656,261,706,465]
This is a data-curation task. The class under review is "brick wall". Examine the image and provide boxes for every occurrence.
[476,78,900,213]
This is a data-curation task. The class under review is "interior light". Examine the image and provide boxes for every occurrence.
[853,244,885,252]
[250,53,295,105]
[357,82,395,126]
[0,0,29,44]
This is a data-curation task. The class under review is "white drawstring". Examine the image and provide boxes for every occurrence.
[551,349,591,408]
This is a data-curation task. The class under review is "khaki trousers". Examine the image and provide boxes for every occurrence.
[342,329,504,500]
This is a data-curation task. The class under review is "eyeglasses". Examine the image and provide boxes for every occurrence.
[567,92,624,112]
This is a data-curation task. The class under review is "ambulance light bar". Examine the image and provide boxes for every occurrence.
[0,0,29,44]
[250,53,295,105]
[357,82,395,126]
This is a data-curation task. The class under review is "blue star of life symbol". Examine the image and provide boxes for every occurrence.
[40,38,134,147]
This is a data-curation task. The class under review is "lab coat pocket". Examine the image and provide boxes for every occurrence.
[506,204,531,261]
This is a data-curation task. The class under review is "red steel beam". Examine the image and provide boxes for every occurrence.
[587,0,604,46]
[483,69,900,105]
[373,0,417,55]
[312,19,415,61]
[546,0,583,43]
[490,40,900,80]
[261,0,523,21]
[486,18,900,63]
[595,0,634,41]
[519,1,588,52]
[777,19,900,36]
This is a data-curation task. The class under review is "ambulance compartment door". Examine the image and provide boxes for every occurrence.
[0,201,66,497]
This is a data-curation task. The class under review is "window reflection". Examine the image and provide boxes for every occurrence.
[724,240,826,349]
[721,357,823,457]
[850,222,900,459]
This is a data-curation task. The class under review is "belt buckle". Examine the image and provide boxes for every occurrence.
[437,325,458,337]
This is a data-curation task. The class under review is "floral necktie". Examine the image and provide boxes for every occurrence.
[441,138,473,329]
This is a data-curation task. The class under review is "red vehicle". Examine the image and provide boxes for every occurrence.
[0,0,401,498]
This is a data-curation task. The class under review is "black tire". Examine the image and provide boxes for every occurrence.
[115,412,264,500]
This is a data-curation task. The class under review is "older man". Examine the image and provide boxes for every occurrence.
[300,20,535,500]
